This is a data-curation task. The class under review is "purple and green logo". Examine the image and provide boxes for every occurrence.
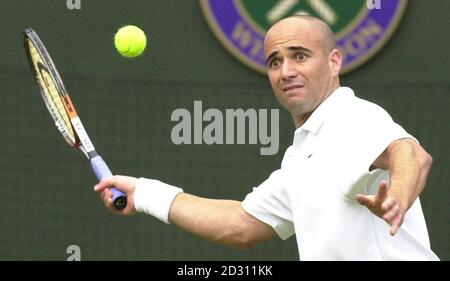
[200,0,408,74]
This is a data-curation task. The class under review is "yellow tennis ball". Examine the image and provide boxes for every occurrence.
[114,25,147,58]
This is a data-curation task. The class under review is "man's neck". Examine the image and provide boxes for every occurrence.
[293,81,340,128]
[293,111,312,128]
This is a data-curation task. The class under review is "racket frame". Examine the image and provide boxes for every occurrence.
[23,28,127,209]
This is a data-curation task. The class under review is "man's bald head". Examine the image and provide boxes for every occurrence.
[266,15,336,55]
[263,15,342,126]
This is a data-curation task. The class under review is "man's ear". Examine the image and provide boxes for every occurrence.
[329,48,342,76]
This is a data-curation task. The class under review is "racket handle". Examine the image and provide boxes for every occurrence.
[90,155,127,210]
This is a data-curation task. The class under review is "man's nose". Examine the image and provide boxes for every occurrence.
[281,60,297,80]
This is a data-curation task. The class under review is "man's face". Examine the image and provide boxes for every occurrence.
[264,18,338,119]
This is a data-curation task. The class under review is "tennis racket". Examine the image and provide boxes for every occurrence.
[23,28,127,210]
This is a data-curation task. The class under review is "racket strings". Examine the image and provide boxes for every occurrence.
[26,39,77,146]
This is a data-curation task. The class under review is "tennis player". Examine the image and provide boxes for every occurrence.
[95,15,439,260]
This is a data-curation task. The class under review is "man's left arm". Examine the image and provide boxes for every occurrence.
[356,138,433,235]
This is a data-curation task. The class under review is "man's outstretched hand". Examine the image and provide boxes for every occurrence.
[356,180,406,236]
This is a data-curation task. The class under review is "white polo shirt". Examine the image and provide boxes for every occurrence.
[242,87,439,261]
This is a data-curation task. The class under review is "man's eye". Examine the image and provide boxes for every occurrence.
[269,59,281,68]
[296,53,306,61]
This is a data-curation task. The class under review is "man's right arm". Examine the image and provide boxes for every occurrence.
[94,176,278,250]
[169,193,278,249]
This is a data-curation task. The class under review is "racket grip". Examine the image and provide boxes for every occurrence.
[90,155,127,210]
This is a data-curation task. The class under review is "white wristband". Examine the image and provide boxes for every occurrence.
[133,178,183,224]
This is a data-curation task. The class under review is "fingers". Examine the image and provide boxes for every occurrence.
[356,180,389,207]
[93,175,138,215]
[389,213,404,236]
[101,188,111,202]
[106,197,113,209]
[356,194,374,207]
[381,198,395,212]
[376,180,388,201]
[93,175,137,194]
[93,176,117,192]
[382,202,398,221]
[357,180,405,236]
[382,202,404,236]
[100,188,113,209]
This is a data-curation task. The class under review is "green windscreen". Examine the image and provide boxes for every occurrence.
[0,0,448,260]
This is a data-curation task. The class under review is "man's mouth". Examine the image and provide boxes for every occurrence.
[282,84,304,92]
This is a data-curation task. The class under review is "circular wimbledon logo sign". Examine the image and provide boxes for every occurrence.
[200,0,407,74]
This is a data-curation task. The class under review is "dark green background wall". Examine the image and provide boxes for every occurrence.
[0,0,448,260]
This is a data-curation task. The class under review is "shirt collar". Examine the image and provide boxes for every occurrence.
[296,87,355,135]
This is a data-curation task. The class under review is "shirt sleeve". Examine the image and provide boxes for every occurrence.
[242,169,295,240]
[338,100,417,199]
[357,101,415,164]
